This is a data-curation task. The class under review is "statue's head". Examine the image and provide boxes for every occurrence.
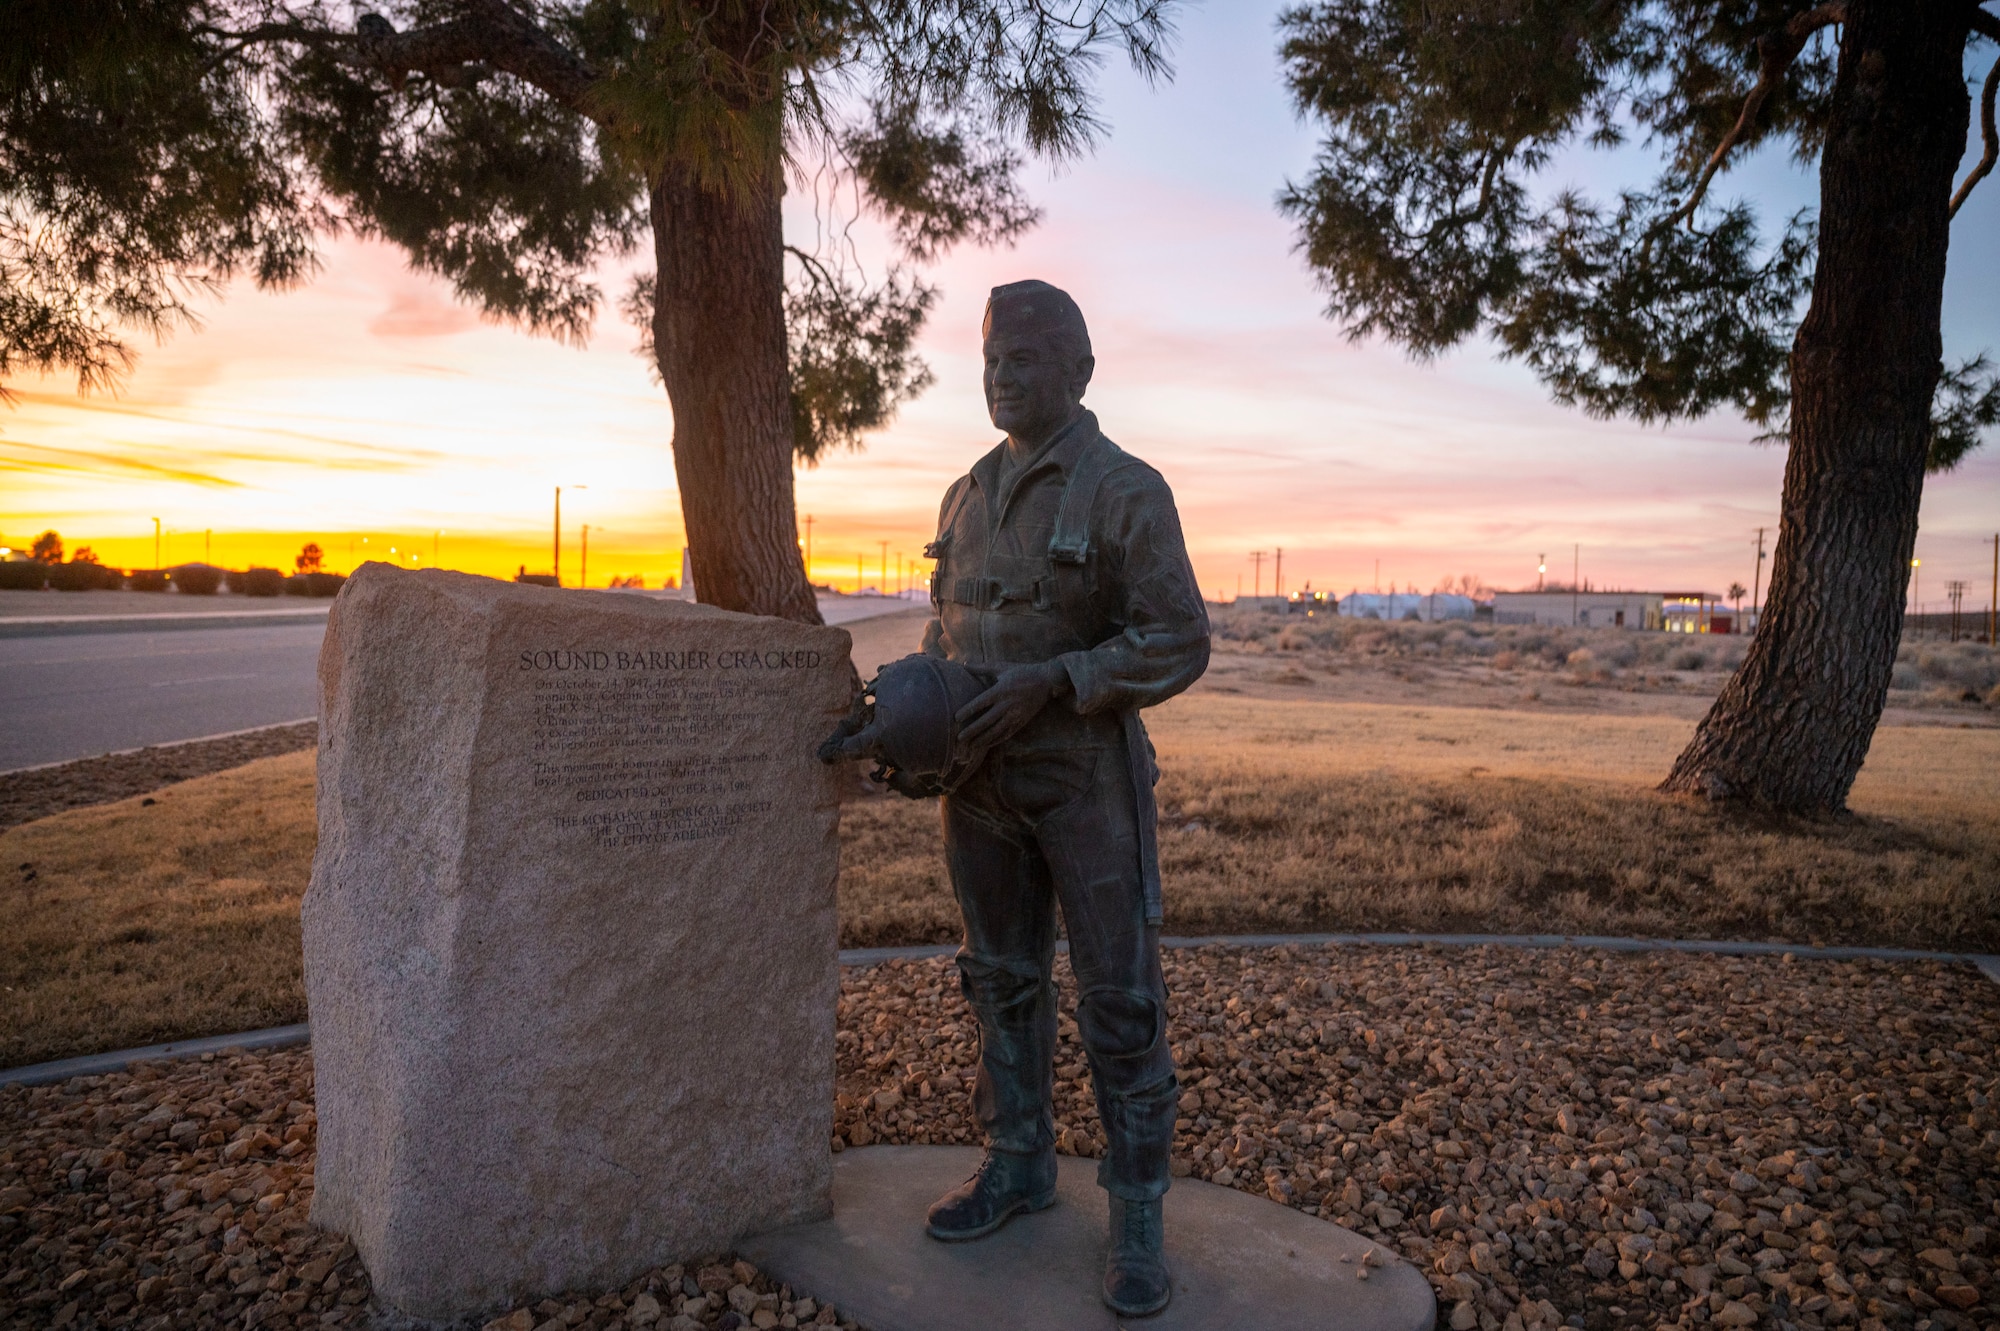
[981,280,1094,443]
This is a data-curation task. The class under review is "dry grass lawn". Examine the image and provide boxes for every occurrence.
[1,752,315,1067]
[840,696,2000,949]
[6,694,1998,1066]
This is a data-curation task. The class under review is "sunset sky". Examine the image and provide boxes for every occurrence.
[4,4,1998,610]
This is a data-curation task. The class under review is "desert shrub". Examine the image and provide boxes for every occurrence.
[1901,644,2000,695]
[231,567,285,596]
[46,561,116,591]
[1891,662,1922,691]
[0,560,48,590]
[1670,647,1706,671]
[172,565,223,595]
[1491,650,1520,670]
[297,572,345,597]
[128,569,168,592]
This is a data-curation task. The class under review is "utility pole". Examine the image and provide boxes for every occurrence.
[879,541,889,596]
[1751,528,1766,637]
[1374,558,1380,593]
[152,517,161,570]
[856,554,864,594]
[1989,533,1999,645]
[1946,580,1967,643]
[803,514,814,581]
[1275,547,1284,598]
[1251,551,1266,598]
[1536,554,1545,592]
[1572,544,1579,626]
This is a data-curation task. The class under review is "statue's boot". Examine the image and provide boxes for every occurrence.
[1102,1195,1170,1316]
[924,1147,1058,1241]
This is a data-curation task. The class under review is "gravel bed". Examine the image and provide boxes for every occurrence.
[0,722,317,832]
[834,946,1998,1331]
[0,1048,861,1331]
[4,946,1994,1330]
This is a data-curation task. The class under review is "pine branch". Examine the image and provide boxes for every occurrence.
[345,3,597,111]
[1668,3,1847,228]
[1951,46,1998,217]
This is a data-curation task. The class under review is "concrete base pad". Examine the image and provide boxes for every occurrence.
[740,1146,1437,1331]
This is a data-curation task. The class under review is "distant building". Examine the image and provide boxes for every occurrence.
[1491,591,1664,629]
[1660,593,1733,634]
[1340,591,1475,622]
[1231,595,1292,613]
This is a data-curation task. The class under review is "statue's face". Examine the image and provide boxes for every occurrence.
[983,329,1093,443]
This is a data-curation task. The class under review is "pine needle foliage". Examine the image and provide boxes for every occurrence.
[4,0,1178,456]
[1277,0,1997,468]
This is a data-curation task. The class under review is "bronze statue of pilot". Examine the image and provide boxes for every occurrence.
[824,280,1210,1316]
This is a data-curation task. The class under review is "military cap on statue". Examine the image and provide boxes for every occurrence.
[983,281,1092,359]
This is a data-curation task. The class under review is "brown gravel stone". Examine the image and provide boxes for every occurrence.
[4,944,1994,1330]
[832,945,2000,1331]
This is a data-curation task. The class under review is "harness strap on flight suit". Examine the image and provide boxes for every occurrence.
[1047,435,1165,927]
[1048,436,1127,565]
[926,478,976,606]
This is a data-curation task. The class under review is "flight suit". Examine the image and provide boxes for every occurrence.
[922,408,1209,1201]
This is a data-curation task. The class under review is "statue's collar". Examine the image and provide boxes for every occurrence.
[972,409,1100,507]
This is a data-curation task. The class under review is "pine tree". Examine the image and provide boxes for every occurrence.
[1279,0,2000,814]
[4,0,1179,620]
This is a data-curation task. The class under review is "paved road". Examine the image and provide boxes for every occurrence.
[0,624,326,772]
[0,593,926,773]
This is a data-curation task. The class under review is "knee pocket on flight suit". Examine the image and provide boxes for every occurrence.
[956,953,1044,1013]
[1076,986,1164,1063]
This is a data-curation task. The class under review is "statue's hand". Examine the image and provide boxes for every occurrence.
[952,661,1071,759]
[817,706,882,765]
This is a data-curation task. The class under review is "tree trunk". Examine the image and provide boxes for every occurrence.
[648,155,820,625]
[1660,0,1969,813]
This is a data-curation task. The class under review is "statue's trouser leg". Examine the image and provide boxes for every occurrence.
[944,777,1058,1160]
[944,743,1176,1201]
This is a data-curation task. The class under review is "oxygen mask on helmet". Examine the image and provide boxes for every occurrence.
[817,653,994,798]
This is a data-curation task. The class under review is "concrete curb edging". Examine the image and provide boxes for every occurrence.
[0,608,332,639]
[0,717,319,777]
[4,1024,312,1089]
[6,933,1996,1089]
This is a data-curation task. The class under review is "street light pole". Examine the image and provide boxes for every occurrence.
[1911,556,1921,639]
[554,486,586,585]
[152,517,161,570]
